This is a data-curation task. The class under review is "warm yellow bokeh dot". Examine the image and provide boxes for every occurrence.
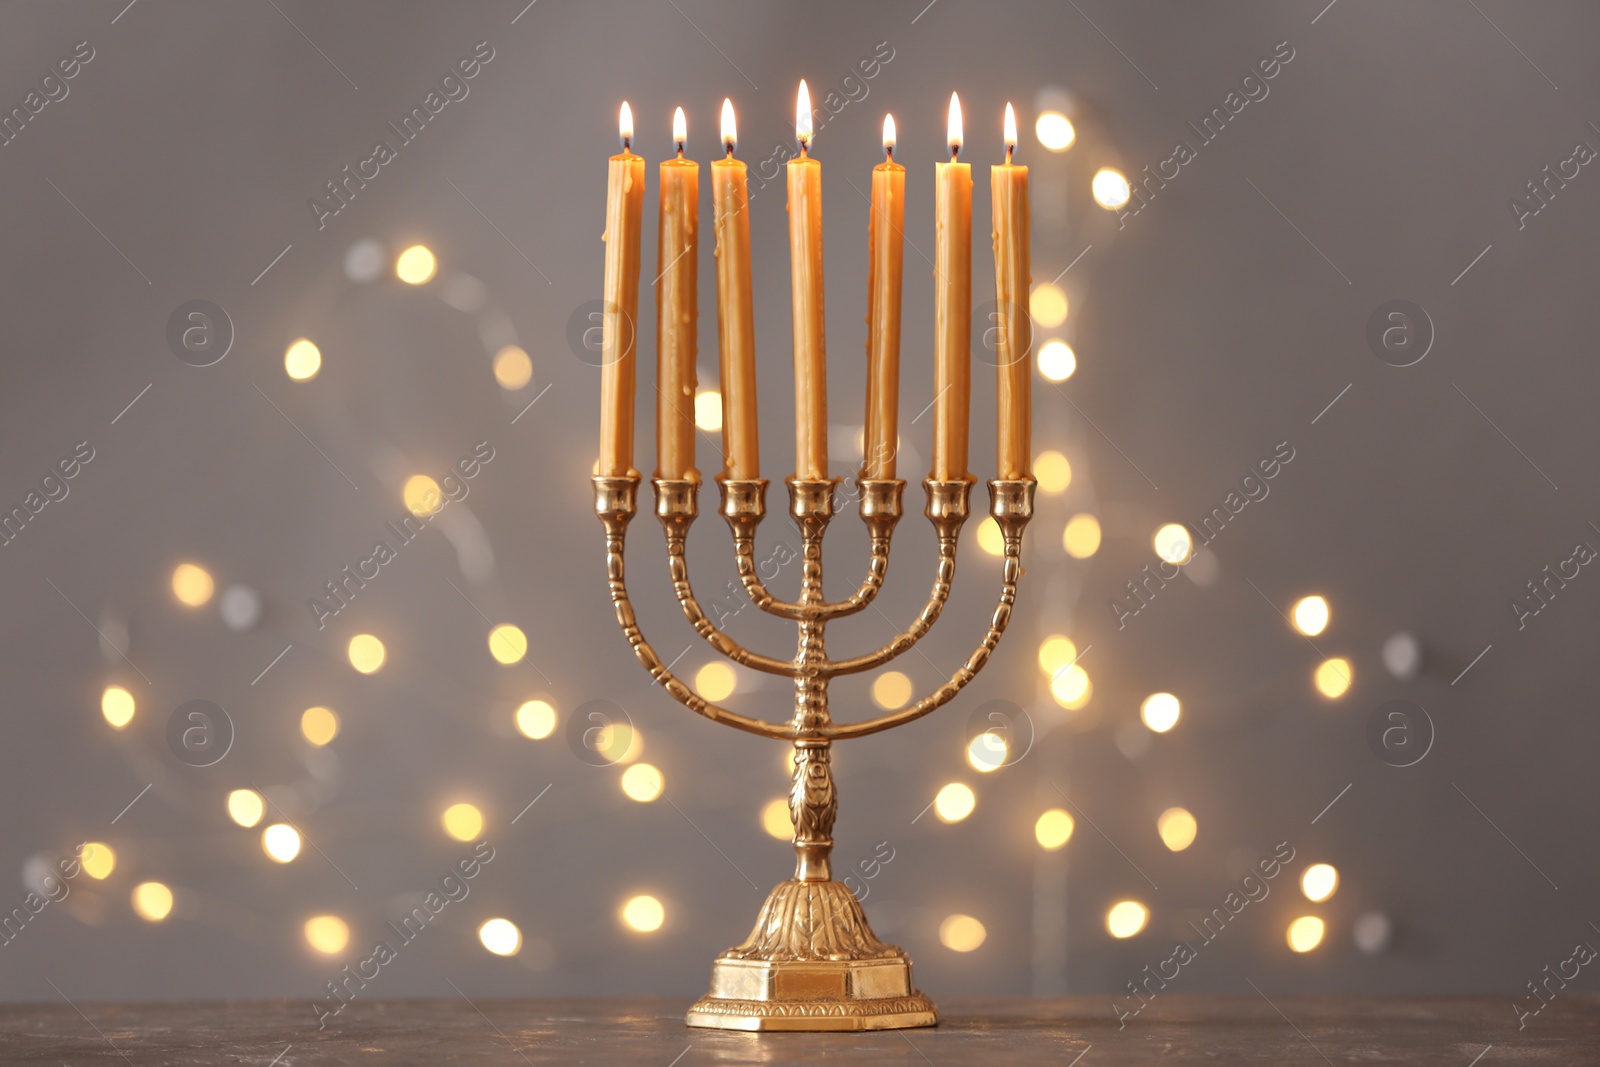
[760,798,792,839]
[1037,635,1078,676]
[284,338,322,381]
[1092,167,1131,209]
[479,917,522,956]
[1106,900,1148,938]
[939,914,987,952]
[594,720,641,765]
[227,788,265,828]
[694,390,723,432]
[492,344,533,390]
[1156,807,1198,851]
[1035,809,1074,850]
[934,782,976,823]
[1288,915,1325,952]
[1063,513,1101,558]
[132,882,174,922]
[396,244,437,284]
[442,803,484,842]
[1314,657,1352,699]
[1035,451,1072,493]
[301,706,339,746]
[620,763,664,802]
[1035,111,1076,151]
[488,624,528,665]
[1302,863,1339,903]
[1037,339,1077,382]
[1049,664,1091,709]
[695,662,737,702]
[871,671,913,710]
[1153,523,1193,565]
[80,842,115,880]
[1293,595,1330,637]
[976,516,1005,557]
[1141,693,1181,733]
[403,475,443,517]
[262,823,302,863]
[965,732,1007,773]
[304,915,350,955]
[348,634,386,674]
[101,685,136,729]
[515,699,557,740]
[621,894,665,932]
[171,562,214,607]
[1030,283,1068,328]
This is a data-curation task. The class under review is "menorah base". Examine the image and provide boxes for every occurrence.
[685,879,937,1031]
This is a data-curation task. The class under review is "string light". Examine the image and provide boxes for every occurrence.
[976,517,1005,556]
[1035,809,1074,850]
[871,671,912,710]
[304,915,350,954]
[441,803,484,842]
[488,624,528,666]
[1314,658,1352,699]
[262,824,302,863]
[694,390,723,432]
[621,894,665,932]
[479,918,522,956]
[284,339,322,381]
[1037,340,1076,382]
[101,685,135,729]
[80,842,115,879]
[1035,111,1076,151]
[695,662,736,701]
[1037,635,1078,676]
[1153,524,1193,565]
[966,732,1007,773]
[348,634,386,674]
[1029,283,1068,328]
[227,789,265,828]
[1106,900,1148,938]
[1141,693,1181,733]
[395,244,437,284]
[171,563,214,607]
[1302,863,1339,902]
[934,783,976,822]
[492,344,533,390]
[402,475,443,517]
[1156,807,1198,851]
[1063,514,1101,558]
[760,798,792,839]
[1292,595,1330,636]
[939,914,987,951]
[132,882,174,922]
[515,699,557,740]
[1092,168,1131,209]
[1288,916,1325,952]
[301,707,339,746]
[1049,664,1091,709]
[620,763,664,802]
[1034,450,1072,492]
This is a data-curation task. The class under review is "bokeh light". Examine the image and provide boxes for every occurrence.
[1141,693,1181,733]
[1037,339,1076,382]
[620,763,664,802]
[1153,523,1193,564]
[171,563,214,607]
[976,517,1005,556]
[1049,664,1091,709]
[492,344,533,390]
[1293,595,1330,636]
[934,782,976,823]
[284,338,322,381]
[1029,283,1069,328]
[1037,634,1078,676]
[515,699,557,740]
[1035,111,1076,151]
[1106,900,1148,938]
[1034,450,1072,493]
[1092,167,1131,209]
[262,824,302,863]
[966,731,1008,773]
[479,918,522,956]
[621,894,665,932]
[395,244,437,284]
[1302,863,1340,902]
[132,882,173,922]
[1288,915,1326,952]
[1035,809,1074,850]
[403,475,443,517]
[760,798,792,840]
[80,842,115,880]
[694,390,723,432]
[101,685,135,729]
[871,671,913,710]
[939,914,987,952]
[1063,513,1101,558]
[1156,807,1198,851]
[1314,657,1352,699]
[348,634,385,674]
[442,803,484,842]
[301,706,339,746]
[695,662,737,702]
[488,623,528,665]
[227,789,265,828]
[304,915,349,955]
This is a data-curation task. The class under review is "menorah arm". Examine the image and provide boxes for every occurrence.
[595,476,793,742]
[824,479,1036,741]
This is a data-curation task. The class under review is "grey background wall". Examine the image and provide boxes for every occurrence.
[1,0,1597,1016]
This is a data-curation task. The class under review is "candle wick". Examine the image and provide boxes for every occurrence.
[885,145,893,162]
[676,142,685,158]
[622,136,631,152]
[1006,145,1014,164]
[949,146,959,162]
[725,142,735,158]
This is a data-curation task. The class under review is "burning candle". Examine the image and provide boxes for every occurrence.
[932,92,972,482]
[991,102,1032,480]
[599,101,645,477]
[788,79,828,481]
[712,99,759,481]
[864,113,905,482]
[656,106,699,482]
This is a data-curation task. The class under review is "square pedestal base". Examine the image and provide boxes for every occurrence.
[686,955,937,1031]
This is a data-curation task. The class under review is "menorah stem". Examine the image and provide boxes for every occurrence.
[787,476,839,882]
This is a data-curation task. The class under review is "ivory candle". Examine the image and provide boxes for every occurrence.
[712,99,759,480]
[599,101,645,477]
[864,113,905,481]
[656,106,699,482]
[932,92,972,482]
[788,79,828,481]
[991,103,1032,480]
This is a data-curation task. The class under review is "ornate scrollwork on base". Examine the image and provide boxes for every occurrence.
[724,879,903,961]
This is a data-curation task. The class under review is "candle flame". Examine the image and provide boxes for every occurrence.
[619,101,633,150]
[883,113,896,155]
[672,106,686,153]
[721,98,737,154]
[796,79,813,149]
[1003,102,1017,158]
[947,92,963,157]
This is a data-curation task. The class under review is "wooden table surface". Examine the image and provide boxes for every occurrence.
[2,995,1593,1065]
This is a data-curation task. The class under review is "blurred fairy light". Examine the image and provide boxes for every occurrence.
[1035,809,1074,850]
[304,915,350,955]
[934,783,976,823]
[1034,450,1071,493]
[132,882,174,922]
[1037,634,1077,676]
[621,894,665,932]
[1029,283,1068,328]
[1156,807,1197,851]
[488,623,528,666]
[101,685,135,729]
[262,824,302,863]
[1092,167,1131,209]
[1062,514,1101,558]
[1049,664,1091,709]
[395,244,437,284]
[593,720,640,765]
[171,563,215,607]
[1153,524,1193,565]
[1106,900,1148,938]
[1037,339,1076,382]
[760,799,792,839]
[620,763,664,802]
[515,699,557,740]
[492,344,533,390]
[1314,657,1352,699]
[976,517,1005,556]
[347,634,385,674]
[965,731,1007,773]
[284,338,322,381]
[1287,915,1325,952]
[227,789,265,828]
[871,670,912,710]
[301,706,340,746]
[694,390,723,432]
[1301,863,1339,902]
[1292,595,1330,636]
[1034,111,1075,151]
[694,662,736,702]
[441,803,484,842]
[1140,693,1181,733]
[402,475,443,517]
[938,914,987,952]
[479,918,522,956]
[80,842,115,880]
